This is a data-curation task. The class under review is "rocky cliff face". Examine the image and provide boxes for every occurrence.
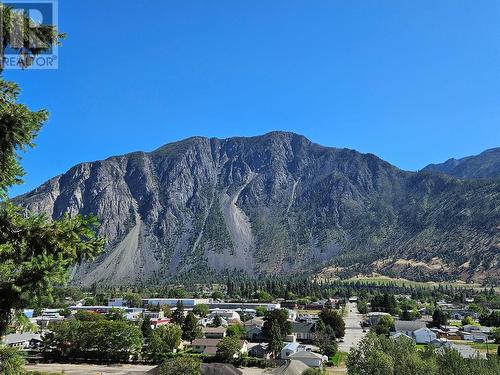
[16,132,500,285]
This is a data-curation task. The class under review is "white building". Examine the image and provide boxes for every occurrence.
[413,327,437,344]
[280,342,314,359]
[393,320,427,336]
[208,309,241,321]
[108,298,125,307]
[288,350,327,368]
[143,298,209,309]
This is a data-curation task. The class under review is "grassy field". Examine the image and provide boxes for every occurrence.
[341,275,499,292]
[451,341,499,353]
[416,341,498,354]
[330,351,349,366]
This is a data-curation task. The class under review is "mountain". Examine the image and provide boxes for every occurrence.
[16,132,500,285]
[423,148,500,179]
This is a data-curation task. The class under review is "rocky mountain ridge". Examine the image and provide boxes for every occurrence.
[423,147,500,179]
[16,132,500,285]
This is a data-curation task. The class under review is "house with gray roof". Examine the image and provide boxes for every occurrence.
[288,350,327,368]
[291,321,315,341]
[393,320,427,336]
[2,333,41,350]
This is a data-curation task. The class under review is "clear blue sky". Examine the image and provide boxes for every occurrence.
[7,0,500,196]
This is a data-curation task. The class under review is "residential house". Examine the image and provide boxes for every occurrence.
[202,327,227,339]
[367,312,391,326]
[246,325,264,342]
[3,333,42,350]
[248,343,270,359]
[191,338,248,356]
[280,342,302,359]
[462,325,491,334]
[288,350,327,368]
[462,331,488,343]
[393,320,427,336]
[392,320,436,343]
[280,342,313,359]
[413,327,437,344]
[243,317,264,328]
[291,322,315,341]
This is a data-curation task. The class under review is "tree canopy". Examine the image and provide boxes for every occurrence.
[159,356,201,375]
[262,309,291,341]
[347,333,500,375]
[0,8,104,336]
[146,324,182,362]
[319,308,345,338]
[216,336,242,361]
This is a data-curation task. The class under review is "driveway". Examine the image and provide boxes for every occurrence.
[338,302,367,352]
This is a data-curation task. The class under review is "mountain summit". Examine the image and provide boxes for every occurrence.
[17,132,500,285]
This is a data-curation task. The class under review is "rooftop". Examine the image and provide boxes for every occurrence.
[394,320,427,332]
[3,333,41,345]
[291,321,315,333]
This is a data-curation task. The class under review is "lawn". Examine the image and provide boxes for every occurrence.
[330,351,349,366]
[468,342,499,353]
[448,340,499,353]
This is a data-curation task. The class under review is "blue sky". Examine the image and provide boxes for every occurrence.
[6,0,500,196]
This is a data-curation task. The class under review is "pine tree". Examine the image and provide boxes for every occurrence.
[267,324,283,359]
[182,312,201,342]
[172,301,185,326]
[141,316,153,339]
[212,314,222,327]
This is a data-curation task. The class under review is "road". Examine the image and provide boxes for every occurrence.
[338,302,367,353]
[25,363,155,375]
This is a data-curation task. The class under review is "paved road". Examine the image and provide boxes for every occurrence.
[338,302,367,353]
[25,363,155,375]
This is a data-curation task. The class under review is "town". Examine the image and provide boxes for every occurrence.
[3,280,500,374]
